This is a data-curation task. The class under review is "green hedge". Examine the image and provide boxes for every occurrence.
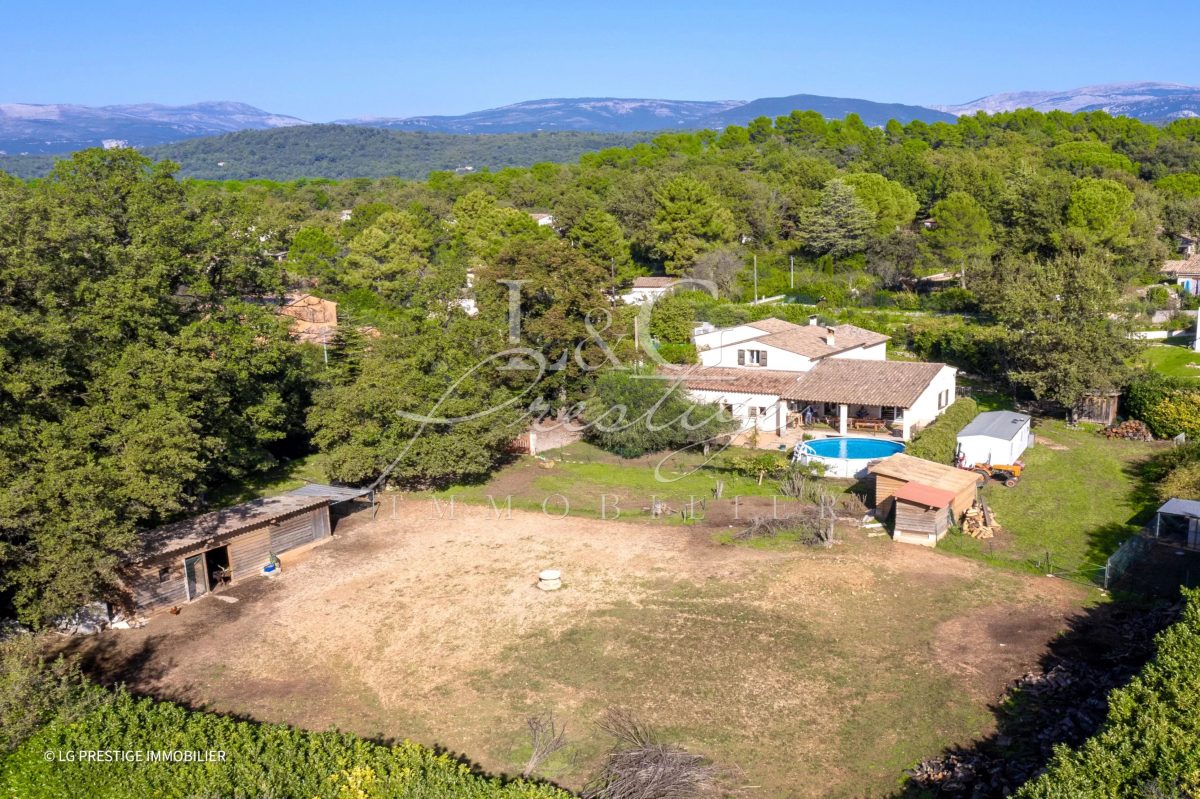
[2,689,569,799]
[1015,588,1200,798]
[905,397,979,465]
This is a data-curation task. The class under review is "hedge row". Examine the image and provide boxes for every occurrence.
[2,689,570,799]
[1015,588,1200,798]
[905,397,979,465]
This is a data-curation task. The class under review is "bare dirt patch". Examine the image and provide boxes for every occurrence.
[62,505,1091,798]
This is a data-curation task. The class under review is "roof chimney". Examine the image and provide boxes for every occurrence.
[808,314,818,326]
[825,326,836,347]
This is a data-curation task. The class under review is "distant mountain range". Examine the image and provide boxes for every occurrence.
[0,101,308,155]
[2,82,1198,160]
[935,82,1200,121]
[334,94,955,133]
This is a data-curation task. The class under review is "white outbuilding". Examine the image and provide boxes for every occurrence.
[955,411,1032,468]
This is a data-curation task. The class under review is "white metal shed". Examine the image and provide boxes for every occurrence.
[955,411,1032,467]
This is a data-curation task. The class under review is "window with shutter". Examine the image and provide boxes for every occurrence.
[737,349,745,365]
[760,350,768,367]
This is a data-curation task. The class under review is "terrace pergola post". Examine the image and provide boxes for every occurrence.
[839,403,849,436]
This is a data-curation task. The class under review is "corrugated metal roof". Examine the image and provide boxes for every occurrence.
[288,483,373,503]
[893,482,957,509]
[957,411,1031,441]
[1159,498,1200,519]
[136,494,331,562]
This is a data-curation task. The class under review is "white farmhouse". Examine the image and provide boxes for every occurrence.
[667,317,957,441]
[954,411,1032,468]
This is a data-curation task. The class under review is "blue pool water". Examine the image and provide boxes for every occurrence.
[803,437,905,460]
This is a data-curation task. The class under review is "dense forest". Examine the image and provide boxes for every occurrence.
[0,126,657,181]
[3,108,1200,625]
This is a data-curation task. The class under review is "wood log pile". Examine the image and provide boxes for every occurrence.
[904,600,1182,798]
[1101,419,1153,441]
[962,500,996,539]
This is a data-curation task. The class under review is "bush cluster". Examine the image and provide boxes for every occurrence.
[905,397,980,465]
[1015,588,1200,798]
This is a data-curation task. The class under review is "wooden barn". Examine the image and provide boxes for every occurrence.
[123,492,338,615]
[891,482,957,546]
[868,453,979,545]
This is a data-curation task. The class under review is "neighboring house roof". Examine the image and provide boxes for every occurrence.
[957,411,1031,441]
[631,277,677,288]
[893,482,957,509]
[1159,498,1200,519]
[662,358,949,409]
[868,453,981,493]
[135,495,331,562]
[1161,255,1200,276]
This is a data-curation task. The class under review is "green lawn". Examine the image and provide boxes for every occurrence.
[427,442,791,520]
[938,420,1163,576]
[1142,341,1200,380]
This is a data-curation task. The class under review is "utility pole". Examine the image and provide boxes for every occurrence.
[789,255,794,290]
[753,254,758,303]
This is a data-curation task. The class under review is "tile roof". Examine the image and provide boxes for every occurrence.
[662,358,951,408]
[893,482,957,509]
[631,277,677,288]
[779,359,948,407]
[1161,255,1200,276]
[745,318,801,333]
[752,323,890,359]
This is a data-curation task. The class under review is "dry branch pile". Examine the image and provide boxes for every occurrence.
[1101,420,1153,441]
[583,708,719,799]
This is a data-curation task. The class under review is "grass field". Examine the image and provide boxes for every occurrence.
[1142,341,1200,380]
[938,420,1164,576]
[425,442,799,521]
[66,506,1090,798]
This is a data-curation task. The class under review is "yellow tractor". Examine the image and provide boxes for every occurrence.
[970,462,1024,487]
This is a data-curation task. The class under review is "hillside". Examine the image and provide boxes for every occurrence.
[337,93,953,132]
[937,81,1200,121]
[0,101,308,154]
[0,125,657,181]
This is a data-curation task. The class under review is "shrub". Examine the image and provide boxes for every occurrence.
[0,637,97,754]
[906,397,979,465]
[1014,588,1200,798]
[1127,373,1200,439]
[3,688,570,799]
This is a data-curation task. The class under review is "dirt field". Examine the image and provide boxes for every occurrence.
[64,501,1090,798]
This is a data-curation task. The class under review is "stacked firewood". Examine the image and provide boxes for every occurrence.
[1101,419,1153,441]
[962,501,996,539]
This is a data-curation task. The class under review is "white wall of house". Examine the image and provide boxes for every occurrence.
[621,287,669,305]
[901,366,958,439]
[689,388,786,433]
[693,324,773,353]
[700,341,815,371]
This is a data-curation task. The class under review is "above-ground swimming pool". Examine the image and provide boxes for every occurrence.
[793,436,905,478]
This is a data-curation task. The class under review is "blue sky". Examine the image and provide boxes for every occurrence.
[2,0,1197,121]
